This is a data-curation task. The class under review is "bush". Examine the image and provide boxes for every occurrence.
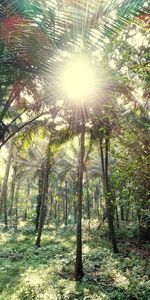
[22,225,35,235]
[116,224,139,240]
[19,283,37,300]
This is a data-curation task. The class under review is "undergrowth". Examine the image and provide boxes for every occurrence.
[0,222,149,300]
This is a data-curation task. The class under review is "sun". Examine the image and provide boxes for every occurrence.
[60,57,97,103]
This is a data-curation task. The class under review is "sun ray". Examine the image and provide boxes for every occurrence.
[60,56,97,104]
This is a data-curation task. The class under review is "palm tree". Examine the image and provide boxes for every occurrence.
[75,114,85,279]
[0,0,148,281]
[35,137,51,247]
[0,138,14,227]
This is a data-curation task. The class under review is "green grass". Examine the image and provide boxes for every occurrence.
[0,222,150,300]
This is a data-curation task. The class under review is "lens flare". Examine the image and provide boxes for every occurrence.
[60,57,97,103]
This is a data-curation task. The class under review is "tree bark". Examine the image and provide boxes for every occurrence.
[35,169,44,232]
[74,200,77,225]
[14,178,21,229]
[99,132,119,254]
[0,138,14,229]
[35,139,50,247]
[73,183,77,225]
[115,205,120,228]
[94,184,100,219]
[65,180,68,226]
[23,182,30,221]
[75,119,85,280]
[105,132,119,253]
[120,205,125,222]
[54,201,57,221]
[9,163,17,216]
[47,192,53,224]
[86,170,90,230]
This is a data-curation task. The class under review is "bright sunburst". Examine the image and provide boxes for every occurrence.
[60,57,97,103]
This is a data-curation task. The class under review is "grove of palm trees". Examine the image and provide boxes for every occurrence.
[0,0,149,299]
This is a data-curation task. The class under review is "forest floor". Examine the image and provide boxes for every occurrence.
[0,221,150,300]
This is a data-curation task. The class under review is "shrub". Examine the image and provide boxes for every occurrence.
[19,283,37,300]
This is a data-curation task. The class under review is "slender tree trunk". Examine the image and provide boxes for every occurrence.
[75,119,85,280]
[65,180,68,226]
[54,201,57,220]
[35,140,50,247]
[94,184,100,219]
[47,193,53,224]
[120,205,124,222]
[74,201,77,225]
[0,138,13,229]
[35,170,44,232]
[9,163,17,216]
[73,183,77,225]
[116,205,120,228]
[86,171,90,230]
[99,132,119,254]
[131,205,134,220]
[50,193,54,222]
[35,172,49,246]
[14,179,21,229]
[57,202,60,228]
[105,132,119,253]
[126,206,130,222]
[23,182,30,221]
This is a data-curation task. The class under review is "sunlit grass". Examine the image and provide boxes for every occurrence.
[0,223,149,300]
[0,232,12,245]
[111,270,129,288]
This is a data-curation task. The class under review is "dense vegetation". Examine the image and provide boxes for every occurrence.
[0,0,149,299]
[0,223,150,300]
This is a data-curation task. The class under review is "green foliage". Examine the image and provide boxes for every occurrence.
[22,225,35,235]
[0,223,149,300]
[128,277,150,300]
[116,224,139,240]
[19,284,37,300]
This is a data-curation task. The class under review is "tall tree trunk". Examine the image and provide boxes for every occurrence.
[99,132,119,254]
[74,199,77,225]
[23,182,30,221]
[35,140,50,247]
[73,183,77,225]
[35,169,44,232]
[57,202,60,228]
[75,119,85,280]
[47,192,53,224]
[86,170,90,230]
[9,163,17,216]
[54,200,57,221]
[115,205,120,228]
[0,138,13,229]
[65,180,68,226]
[14,178,21,229]
[126,206,130,222]
[120,204,125,222]
[94,184,100,219]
